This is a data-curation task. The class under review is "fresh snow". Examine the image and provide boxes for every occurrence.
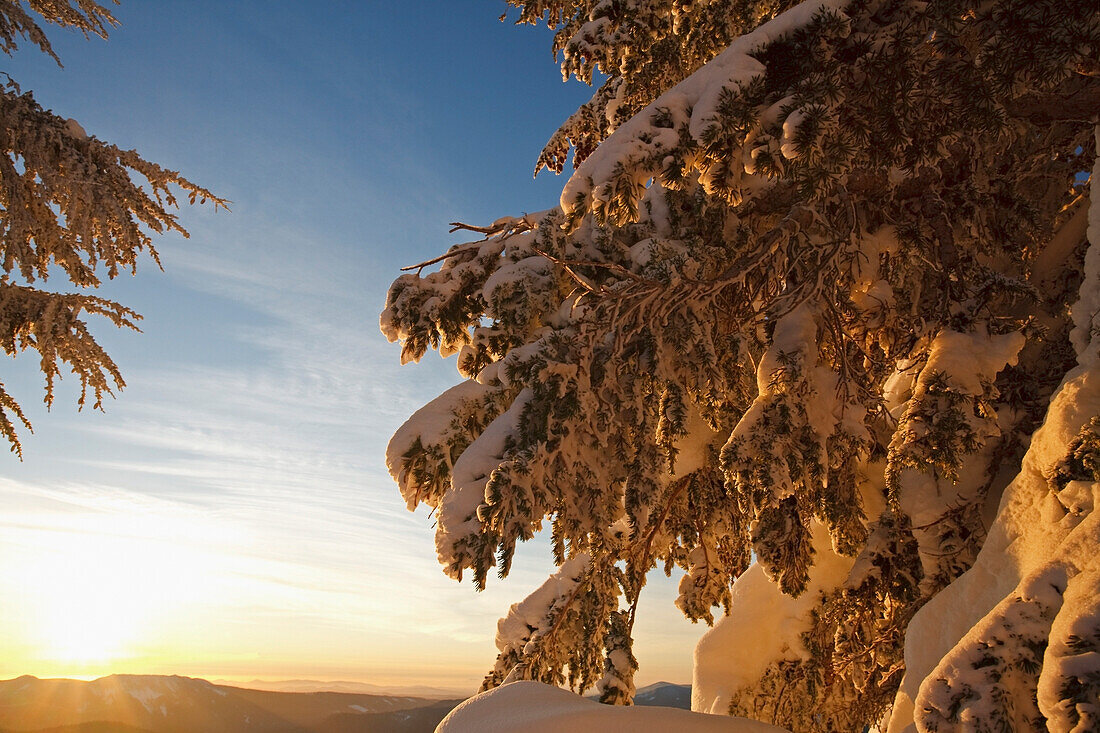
[921,329,1025,398]
[437,388,532,573]
[692,520,854,715]
[885,123,1100,733]
[493,554,591,685]
[386,378,496,511]
[561,0,849,217]
[62,118,88,140]
[382,3,1097,730]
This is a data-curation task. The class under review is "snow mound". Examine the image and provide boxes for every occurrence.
[437,681,790,733]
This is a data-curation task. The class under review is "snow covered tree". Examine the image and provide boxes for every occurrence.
[384,0,1099,730]
[0,0,224,456]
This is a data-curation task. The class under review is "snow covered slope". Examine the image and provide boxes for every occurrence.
[437,681,788,733]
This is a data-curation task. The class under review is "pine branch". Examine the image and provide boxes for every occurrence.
[626,474,691,634]
[0,0,117,64]
[1002,79,1100,124]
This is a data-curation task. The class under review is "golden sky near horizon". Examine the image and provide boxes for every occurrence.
[0,480,697,690]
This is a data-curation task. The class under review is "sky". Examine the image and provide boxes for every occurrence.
[0,1,708,692]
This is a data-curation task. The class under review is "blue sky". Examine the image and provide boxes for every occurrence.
[0,1,706,690]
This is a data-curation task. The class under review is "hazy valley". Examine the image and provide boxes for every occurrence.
[0,676,690,733]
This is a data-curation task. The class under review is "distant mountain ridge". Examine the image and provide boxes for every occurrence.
[208,679,466,699]
[0,675,461,733]
[583,681,692,708]
[0,675,690,733]
[633,681,692,709]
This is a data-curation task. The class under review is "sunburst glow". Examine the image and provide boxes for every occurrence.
[8,505,222,672]
[26,535,151,665]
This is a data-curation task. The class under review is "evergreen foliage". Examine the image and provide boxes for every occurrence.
[0,0,225,455]
[384,0,1098,728]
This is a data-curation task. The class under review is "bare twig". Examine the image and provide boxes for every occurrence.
[399,241,489,273]
[401,216,536,274]
[449,216,535,238]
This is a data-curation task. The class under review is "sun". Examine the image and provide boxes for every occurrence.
[34,568,140,667]
[13,514,216,673]
[38,610,130,667]
[21,532,150,668]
